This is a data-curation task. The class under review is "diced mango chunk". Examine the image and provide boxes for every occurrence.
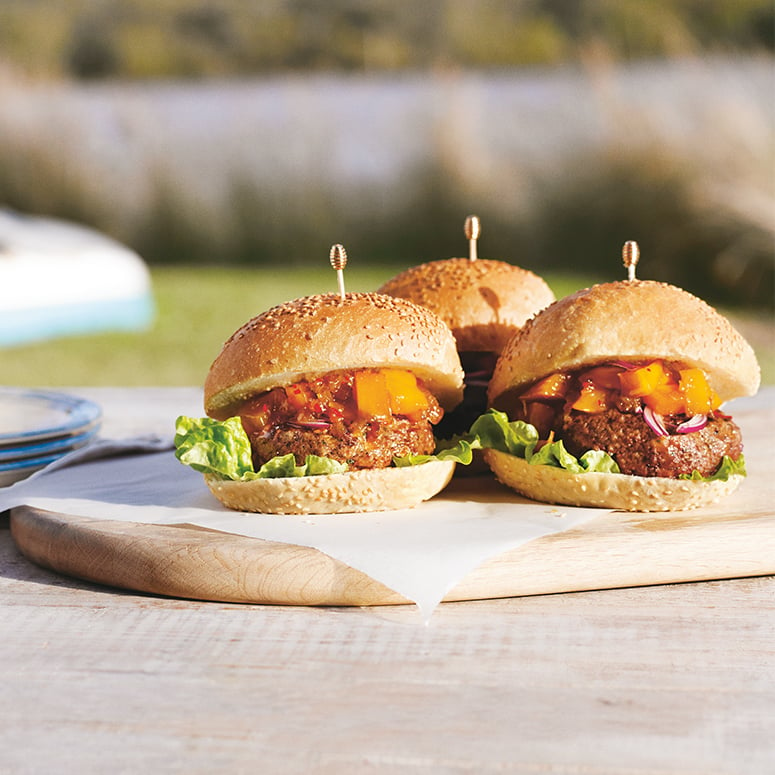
[520,372,572,401]
[643,384,685,415]
[618,361,671,397]
[384,369,428,416]
[284,383,310,410]
[353,370,391,419]
[577,365,625,390]
[679,368,715,415]
[571,381,612,413]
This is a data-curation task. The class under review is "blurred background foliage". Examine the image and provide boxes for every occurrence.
[0,0,773,312]
[1,0,772,79]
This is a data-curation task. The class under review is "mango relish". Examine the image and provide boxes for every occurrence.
[239,368,441,436]
[516,359,723,439]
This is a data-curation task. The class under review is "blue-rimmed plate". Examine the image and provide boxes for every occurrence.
[0,388,102,448]
[0,452,64,484]
[0,426,99,463]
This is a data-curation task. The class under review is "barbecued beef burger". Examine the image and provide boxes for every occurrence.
[483,279,760,511]
[178,292,465,514]
[378,254,554,439]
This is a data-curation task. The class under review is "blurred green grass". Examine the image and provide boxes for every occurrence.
[3,266,772,389]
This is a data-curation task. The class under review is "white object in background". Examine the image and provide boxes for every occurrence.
[0,209,154,346]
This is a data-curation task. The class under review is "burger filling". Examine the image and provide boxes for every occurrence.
[237,368,443,470]
[497,359,743,479]
[435,351,498,440]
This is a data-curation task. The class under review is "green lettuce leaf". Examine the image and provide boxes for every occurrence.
[577,449,622,474]
[252,452,348,479]
[528,438,583,472]
[174,415,470,480]
[679,454,746,481]
[174,415,255,479]
[174,416,347,481]
[463,408,620,474]
[464,408,745,480]
[467,409,538,457]
[393,437,476,467]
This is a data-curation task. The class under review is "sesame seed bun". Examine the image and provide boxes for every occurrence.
[205,292,465,420]
[378,258,555,353]
[204,459,457,515]
[483,449,743,512]
[488,280,760,406]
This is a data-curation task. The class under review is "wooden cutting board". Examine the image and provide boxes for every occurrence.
[9,394,775,607]
[9,497,774,607]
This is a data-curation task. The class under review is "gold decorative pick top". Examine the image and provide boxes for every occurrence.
[329,243,347,299]
[622,240,639,281]
[464,214,481,262]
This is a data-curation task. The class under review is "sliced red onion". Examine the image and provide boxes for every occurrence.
[611,360,637,370]
[642,405,669,437]
[286,420,331,430]
[676,414,708,434]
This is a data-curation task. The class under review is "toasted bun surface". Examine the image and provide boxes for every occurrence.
[205,459,457,514]
[205,292,464,419]
[489,280,760,406]
[484,449,743,512]
[378,258,555,353]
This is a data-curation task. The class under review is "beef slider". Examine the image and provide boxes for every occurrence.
[485,258,761,511]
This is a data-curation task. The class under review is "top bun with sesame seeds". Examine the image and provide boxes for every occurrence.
[488,280,760,406]
[378,258,556,355]
[205,292,464,419]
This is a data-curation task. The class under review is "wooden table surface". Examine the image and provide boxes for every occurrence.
[1,387,774,774]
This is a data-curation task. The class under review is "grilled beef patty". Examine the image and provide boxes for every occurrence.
[252,418,436,469]
[560,408,743,478]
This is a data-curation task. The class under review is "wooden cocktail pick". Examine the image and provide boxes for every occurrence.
[464,215,481,262]
[622,240,639,281]
[330,243,347,299]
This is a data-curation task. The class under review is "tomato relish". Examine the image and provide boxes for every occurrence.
[514,359,722,438]
[238,368,442,437]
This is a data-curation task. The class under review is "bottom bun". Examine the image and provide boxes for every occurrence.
[484,449,743,512]
[204,459,457,515]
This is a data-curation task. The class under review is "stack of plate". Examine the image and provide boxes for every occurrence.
[0,388,101,486]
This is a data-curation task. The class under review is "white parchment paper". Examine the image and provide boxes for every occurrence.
[0,443,609,616]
